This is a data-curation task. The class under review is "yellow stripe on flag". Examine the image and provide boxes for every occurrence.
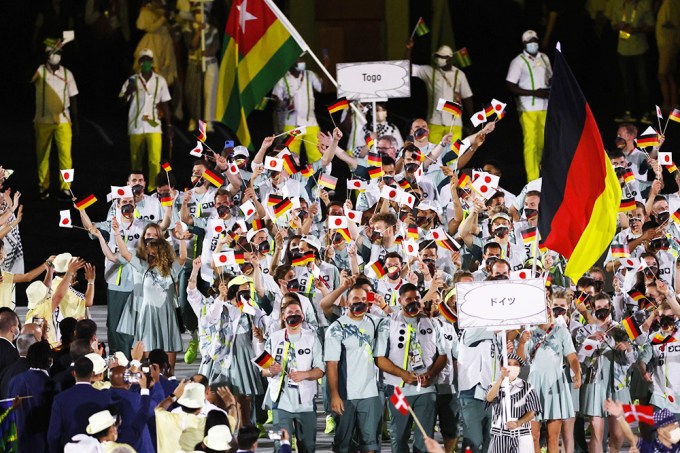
[237,21,294,94]
[564,158,622,281]
[216,39,238,123]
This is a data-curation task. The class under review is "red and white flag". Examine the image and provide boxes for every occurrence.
[657,105,664,120]
[346,209,362,223]
[491,98,507,116]
[265,156,283,172]
[347,179,368,191]
[59,210,72,228]
[189,141,204,157]
[240,200,256,219]
[328,215,349,229]
[389,386,410,416]
[400,192,416,208]
[430,228,447,242]
[510,269,532,280]
[60,169,74,183]
[213,251,235,267]
[577,338,600,361]
[622,404,654,426]
[659,152,673,166]
[110,186,133,199]
[380,186,400,202]
[402,239,419,257]
[470,109,487,127]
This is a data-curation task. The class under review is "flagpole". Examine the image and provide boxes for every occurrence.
[406,405,427,438]
[263,0,367,123]
[409,17,421,41]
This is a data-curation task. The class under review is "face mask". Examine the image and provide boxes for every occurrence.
[382,176,395,186]
[147,254,157,266]
[405,163,420,173]
[552,307,567,317]
[140,60,153,72]
[525,42,539,55]
[651,238,670,251]
[121,203,135,215]
[370,230,382,243]
[615,137,627,149]
[48,53,62,65]
[297,210,308,221]
[524,208,538,220]
[285,314,303,327]
[131,184,144,196]
[258,240,271,254]
[191,176,205,186]
[413,127,429,140]
[295,62,306,72]
[331,233,344,245]
[216,205,230,217]
[643,266,659,278]
[404,301,421,316]
[507,365,521,381]
[655,211,670,224]
[489,274,509,281]
[416,215,430,227]
[434,57,448,68]
[422,259,436,276]
[660,315,676,330]
[286,279,300,292]
[668,427,680,444]
[399,211,410,222]
[157,191,170,200]
[387,266,401,280]
[237,290,251,302]
[350,302,368,316]
[594,308,610,321]
[493,226,509,238]
[485,256,499,269]
[143,237,154,246]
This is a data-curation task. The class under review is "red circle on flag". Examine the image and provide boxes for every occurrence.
[64,172,70,179]
[117,189,125,196]
[670,395,676,403]
[61,219,69,225]
[219,255,227,263]
[389,190,396,198]
[246,209,254,216]
[334,218,342,226]
[585,345,593,350]
[215,226,223,232]
[407,245,414,253]
[348,212,356,220]
[480,185,488,193]
[627,259,634,266]
[433,232,440,239]
[477,114,484,121]
[484,176,492,183]
[519,271,527,279]
[494,104,501,111]
[231,165,238,173]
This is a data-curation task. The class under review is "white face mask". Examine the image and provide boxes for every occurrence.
[507,365,521,381]
[525,42,539,55]
[435,57,448,68]
[376,111,387,122]
[48,53,61,66]
[296,62,306,72]
[669,427,680,444]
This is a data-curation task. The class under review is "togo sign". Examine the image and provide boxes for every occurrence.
[336,60,411,100]
[455,279,547,329]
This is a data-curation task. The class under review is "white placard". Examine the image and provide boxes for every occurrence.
[337,60,411,100]
[456,279,547,329]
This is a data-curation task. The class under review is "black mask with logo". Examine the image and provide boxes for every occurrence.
[594,308,610,321]
[285,314,303,327]
[216,205,230,217]
[121,204,134,215]
[404,301,420,316]
[350,302,367,315]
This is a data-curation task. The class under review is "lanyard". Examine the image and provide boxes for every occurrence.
[133,74,159,128]
[519,55,536,107]
[400,323,414,387]
[115,224,131,286]
[430,68,458,116]
[529,324,553,361]
[274,338,291,402]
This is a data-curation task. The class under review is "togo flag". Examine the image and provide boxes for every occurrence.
[216,0,302,149]
[537,45,621,282]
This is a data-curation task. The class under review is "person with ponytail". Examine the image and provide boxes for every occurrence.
[262,294,324,453]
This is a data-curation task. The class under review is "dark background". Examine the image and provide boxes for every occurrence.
[0,0,677,305]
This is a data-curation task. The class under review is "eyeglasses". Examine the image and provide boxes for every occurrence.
[376,146,393,152]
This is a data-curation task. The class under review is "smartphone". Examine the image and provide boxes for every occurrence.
[267,430,282,440]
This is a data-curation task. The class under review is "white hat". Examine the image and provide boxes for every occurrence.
[490,212,512,223]
[435,45,454,57]
[0,169,13,181]
[85,410,117,435]
[114,351,129,367]
[138,48,154,59]
[232,145,249,159]
[53,253,73,273]
[85,353,108,375]
[177,382,205,409]
[203,425,233,451]
[246,227,265,243]
[26,281,49,310]
[300,235,321,251]
[416,200,441,215]
[522,30,538,43]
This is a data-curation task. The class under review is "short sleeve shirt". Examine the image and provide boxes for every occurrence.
[119,73,171,135]
[506,52,552,111]
[33,65,78,124]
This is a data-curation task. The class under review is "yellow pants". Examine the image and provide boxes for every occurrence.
[35,122,73,191]
[428,124,462,145]
[519,110,547,182]
[283,125,321,162]
[129,133,162,191]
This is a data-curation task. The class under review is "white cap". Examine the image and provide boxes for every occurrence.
[232,145,249,158]
[491,212,512,223]
[138,48,154,59]
[246,227,265,243]
[114,351,129,367]
[85,353,108,375]
[300,235,321,251]
[85,410,117,435]
[177,382,205,409]
[53,253,73,273]
[203,425,233,451]
[435,45,454,57]
[416,200,441,215]
[26,281,49,310]
[522,30,538,43]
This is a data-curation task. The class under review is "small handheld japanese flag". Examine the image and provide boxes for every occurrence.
[189,141,204,157]
[390,386,410,416]
[213,251,235,267]
[577,338,600,362]
[240,200,256,219]
[402,239,419,257]
[328,216,349,229]
[346,209,362,223]
[659,152,673,166]
[380,186,400,202]
[59,210,72,228]
[470,109,487,127]
[110,186,133,199]
[60,169,74,183]
[264,156,283,172]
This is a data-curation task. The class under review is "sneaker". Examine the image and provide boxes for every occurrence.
[39,190,50,200]
[641,112,655,125]
[614,111,637,123]
[265,409,273,424]
[58,190,71,201]
[324,414,336,434]
[184,338,198,364]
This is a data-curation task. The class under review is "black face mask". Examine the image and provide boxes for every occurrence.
[614,166,627,178]
[493,226,509,238]
[285,314,303,327]
[350,302,368,315]
[331,233,344,245]
[258,240,271,254]
[143,237,154,246]
[370,230,382,242]
[404,301,421,316]
[416,215,430,227]
[405,163,420,173]
[286,279,300,292]
[237,290,251,302]
[655,211,670,224]
[650,320,661,332]
[147,254,157,265]
[413,127,428,139]
[651,238,670,251]
[131,184,144,195]
[660,315,676,329]
[594,308,610,321]
[524,208,538,219]
[121,203,134,215]
[552,307,567,317]
[157,191,170,199]
[216,205,230,217]
[382,176,395,186]
[387,266,401,280]
[643,266,659,278]
[399,210,410,222]
[489,274,509,281]
[422,259,436,276]
[297,210,308,221]
[615,136,627,149]
[191,176,205,186]
[289,249,302,260]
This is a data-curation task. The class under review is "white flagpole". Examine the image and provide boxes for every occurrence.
[263,0,367,123]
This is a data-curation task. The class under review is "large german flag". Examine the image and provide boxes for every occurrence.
[537,48,621,282]
[216,0,302,148]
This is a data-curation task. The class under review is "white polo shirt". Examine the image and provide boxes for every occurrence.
[33,64,78,124]
[272,70,322,127]
[506,51,552,112]
[119,72,171,135]
[412,64,473,127]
